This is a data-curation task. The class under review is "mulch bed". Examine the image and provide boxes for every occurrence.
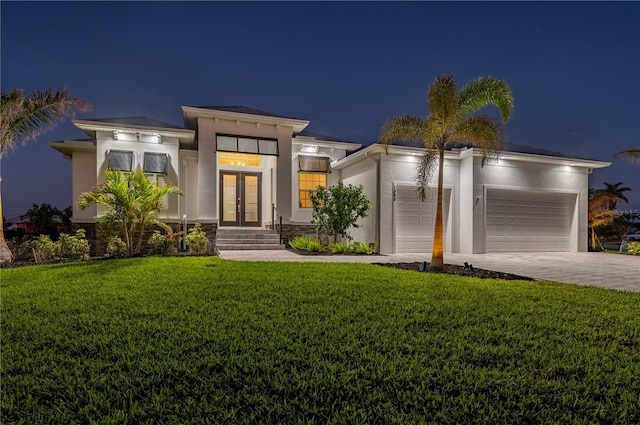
[287,249,533,281]
[374,262,534,281]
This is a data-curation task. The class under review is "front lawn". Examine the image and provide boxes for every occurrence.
[2,257,639,424]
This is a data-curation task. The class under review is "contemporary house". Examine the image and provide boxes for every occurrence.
[50,106,609,254]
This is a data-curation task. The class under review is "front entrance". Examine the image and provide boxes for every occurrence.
[220,172,261,227]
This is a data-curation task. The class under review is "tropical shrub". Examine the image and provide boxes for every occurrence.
[310,181,371,243]
[288,236,323,252]
[330,242,351,254]
[627,241,640,255]
[148,231,174,255]
[28,234,57,263]
[55,229,89,260]
[105,236,127,258]
[185,223,208,254]
[351,241,375,255]
[78,169,182,256]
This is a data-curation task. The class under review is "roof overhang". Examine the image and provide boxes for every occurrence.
[182,106,310,133]
[49,139,97,157]
[72,119,195,144]
[333,143,611,170]
[293,135,361,152]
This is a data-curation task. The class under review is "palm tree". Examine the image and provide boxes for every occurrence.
[78,169,182,256]
[614,147,640,165]
[0,88,91,262]
[588,189,621,250]
[380,75,513,270]
[601,181,631,209]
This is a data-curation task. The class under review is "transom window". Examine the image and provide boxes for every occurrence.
[298,155,330,173]
[217,135,279,156]
[219,152,262,167]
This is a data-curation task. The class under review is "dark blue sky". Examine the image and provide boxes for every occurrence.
[2,1,639,219]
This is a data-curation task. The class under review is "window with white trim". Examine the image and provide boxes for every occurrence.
[298,156,330,208]
[146,174,170,210]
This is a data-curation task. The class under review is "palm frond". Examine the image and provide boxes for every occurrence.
[456,76,514,123]
[1,88,91,157]
[449,116,504,164]
[379,115,434,149]
[416,150,438,201]
[614,147,640,165]
[427,75,458,132]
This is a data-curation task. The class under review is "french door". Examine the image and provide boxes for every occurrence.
[220,172,261,227]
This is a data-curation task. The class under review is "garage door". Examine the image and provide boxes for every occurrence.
[486,189,572,252]
[395,185,449,253]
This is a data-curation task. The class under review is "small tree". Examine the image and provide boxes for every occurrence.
[588,188,622,250]
[22,203,63,234]
[78,169,182,256]
[310,181,371,243]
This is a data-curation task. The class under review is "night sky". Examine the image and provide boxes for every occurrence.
[1,1,639,220]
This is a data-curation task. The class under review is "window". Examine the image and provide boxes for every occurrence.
[298,156,330,208]
[107,150,133,171]
[298,155,330,173]
[147,174,169,210]
[216,135,278,156]
[299,173,326,208]
[143,153,167,174]
[219,152,262,167]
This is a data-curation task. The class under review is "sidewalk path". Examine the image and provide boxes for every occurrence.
[218,250,640,292]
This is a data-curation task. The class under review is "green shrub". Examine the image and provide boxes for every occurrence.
[330,242,351,254]
[27,234,57,263]
[351,241,374,255]
[148,230,173,255]
[185,223,208,254]
[106,236,127,258]
[55,229,90,260]
[628,241,640,255]
[288,236,323,252]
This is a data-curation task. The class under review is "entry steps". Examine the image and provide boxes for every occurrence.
[216,228,285,251]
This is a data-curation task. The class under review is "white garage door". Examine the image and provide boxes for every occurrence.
[486,189,572,252]
[395,186,449,253]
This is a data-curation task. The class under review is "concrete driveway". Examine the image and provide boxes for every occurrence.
[218,250,640,292]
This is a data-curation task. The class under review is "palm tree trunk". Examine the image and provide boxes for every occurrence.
[0,190,13,262]
[123,218,133,257]
[135,220,147,255]
[430,148,445,270]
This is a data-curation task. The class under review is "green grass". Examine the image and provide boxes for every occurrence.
[2,257,639,424]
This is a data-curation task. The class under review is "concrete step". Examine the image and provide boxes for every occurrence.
[216,234,281,240]
[217,238,281,244]
[217,228,278,234]
[216,228,284,251]
[216,243,286,250]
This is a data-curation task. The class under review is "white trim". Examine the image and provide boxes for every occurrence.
[182,106,309,133]
[73,119,195,141]
[333,143,610,171]
[292,137,361,152]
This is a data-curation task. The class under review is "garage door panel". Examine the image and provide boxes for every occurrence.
[486,190,572,252]
[395,186,449,253]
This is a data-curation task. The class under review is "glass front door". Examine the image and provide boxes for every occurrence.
[220,172,261,227]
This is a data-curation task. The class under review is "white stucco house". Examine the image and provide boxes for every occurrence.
[50,105,609,254]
